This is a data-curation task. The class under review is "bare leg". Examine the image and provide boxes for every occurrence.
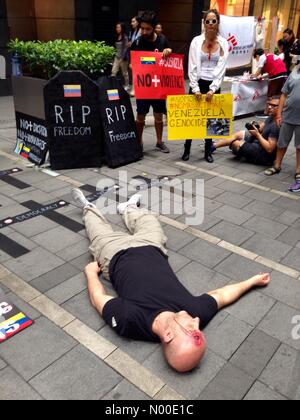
[207,273,271,310]
[136,114,146,145]
[296,148,300,174]
[154,112,164,145]
[274,147,288,169]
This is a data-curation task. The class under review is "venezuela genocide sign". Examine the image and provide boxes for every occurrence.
[167,94,233,140]
[44,71,103,170]
[131,52,185,100]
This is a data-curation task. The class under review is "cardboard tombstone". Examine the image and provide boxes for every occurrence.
[98,76,143,168]
[44,71,103,170]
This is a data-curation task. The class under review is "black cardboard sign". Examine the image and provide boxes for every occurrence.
[98,76,143,168]
[14,112,49,166]
[44,71,103,170]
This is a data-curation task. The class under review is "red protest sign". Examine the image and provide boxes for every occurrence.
[131,52,185,100]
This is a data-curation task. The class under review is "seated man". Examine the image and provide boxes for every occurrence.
[71,188,271,373]
[213,97,280,166]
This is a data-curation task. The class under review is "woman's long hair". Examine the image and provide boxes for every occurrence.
[116,22,127,40]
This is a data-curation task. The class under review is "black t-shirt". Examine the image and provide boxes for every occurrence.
[102,246,219,342]
[131,34,171,53]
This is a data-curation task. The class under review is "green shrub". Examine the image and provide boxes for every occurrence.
[8,39,116,80]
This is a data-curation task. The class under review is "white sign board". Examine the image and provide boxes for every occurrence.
[220,15,255,69]
[0,55,6,79]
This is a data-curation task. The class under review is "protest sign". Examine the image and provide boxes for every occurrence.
[0,301,33,343]
[220,15,255,69]
[44,71,103,170]
[167,94,233,140]
[131,52,185,100]
[98,76,143,168]
[14,112,49,166]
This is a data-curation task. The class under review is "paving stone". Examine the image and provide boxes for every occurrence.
[29,345,121,400]
[11,216,58,237]
[46,272,87,305]
[178,213,221,232]
[179,239,231,269]
[204,314,253,360]
[276,210,300,226]
[258,302,300,351]
[244,188,279,204]
[143,347,226,399]
[0,357,7,370]
[260,344,300,400]
[32,226,82,253]
[215,180,252,195]
[4,291,41,320]
[0,193,15,207]
[273,197,300,215]
[102,379,151,400]
[62,290,106,331]
[56,238,90,262]
[0,367,42,400]
[163,225,196,251]
[167,250,190,273]
[204,186,224,199]
[69,252,93,270]
[0,317,76,381]
[211,205,253,226]
[29,263,80,293]
[12,189,53,204]
[177,261,231,296]
[277,226,300,247]
[198,363,255,400]
[99,325,159,364]
[3,247,65,282]
[214,254,267,281]
[215,191,253,209]
[244,381,288,400]
[243,201,285,220]
[225,290,276,327]
[281,248,300,271]
[243,216,288,239]
[33,178,71,193]
[262,271,300,311]
[0,203,32,219]
[242,234,292,262]
[208,221,255,246]
[230,330,280,377]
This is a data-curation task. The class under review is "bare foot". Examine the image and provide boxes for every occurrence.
[250,273,271,287]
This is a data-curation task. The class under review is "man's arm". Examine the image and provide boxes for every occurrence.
[248,127,277,154]
[207,273,271,310]
[276,93,288,127]
[85,262,115,316]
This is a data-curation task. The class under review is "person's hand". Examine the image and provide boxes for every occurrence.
[162,49,172,58]
[206,90,214,102]
[249,126,260,138]
[194,92,202,101]
[85,262,102,277]
[276,114,283,127]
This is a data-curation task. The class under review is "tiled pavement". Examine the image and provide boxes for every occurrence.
[1,95,300,400]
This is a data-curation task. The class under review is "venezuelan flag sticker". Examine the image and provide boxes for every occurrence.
[141,57,156,65]
[107,89,120,101]
[64,85,82,98]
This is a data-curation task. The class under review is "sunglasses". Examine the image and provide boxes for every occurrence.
[205,19,218,25]
[174,318,204,345]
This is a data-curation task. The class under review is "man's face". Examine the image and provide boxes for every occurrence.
[267,100,279,117]
[173,311,204,346]
[141,22,155,40]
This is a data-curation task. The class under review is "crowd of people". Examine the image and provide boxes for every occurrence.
[110,9,300,193]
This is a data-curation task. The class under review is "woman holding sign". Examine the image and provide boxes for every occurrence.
[182,9,229,163]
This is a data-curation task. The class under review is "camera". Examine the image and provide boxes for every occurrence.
[245,122,260,131]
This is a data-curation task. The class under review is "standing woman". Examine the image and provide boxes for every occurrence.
[111,23,130,90]
[128,16,141,47]
[182,9,229,163]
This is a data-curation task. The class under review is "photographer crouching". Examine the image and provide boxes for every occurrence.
[211,96,280,167]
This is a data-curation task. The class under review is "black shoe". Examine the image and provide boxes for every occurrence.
[182,151,190,161]
[205,154,214,163]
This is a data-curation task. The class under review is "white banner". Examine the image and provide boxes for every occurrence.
[231,80,268,117]
[220,15,255,69]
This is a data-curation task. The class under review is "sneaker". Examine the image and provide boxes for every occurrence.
[156,142,170,153]
[288,175,300,193]
[71,188,95,209]
[117,194,142,214]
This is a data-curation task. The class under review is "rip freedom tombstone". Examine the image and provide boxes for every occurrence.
[14,112,49,166]
[44,71,103,170]
[98,76,143,168]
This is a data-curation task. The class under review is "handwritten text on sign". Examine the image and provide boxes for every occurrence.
[131,52,185,100]
[167,94,233,140]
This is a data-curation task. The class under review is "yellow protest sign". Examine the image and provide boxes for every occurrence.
[167,94,233,140]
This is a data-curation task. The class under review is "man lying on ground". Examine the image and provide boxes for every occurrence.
[72,188,271,373]
[212,96,280,167]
